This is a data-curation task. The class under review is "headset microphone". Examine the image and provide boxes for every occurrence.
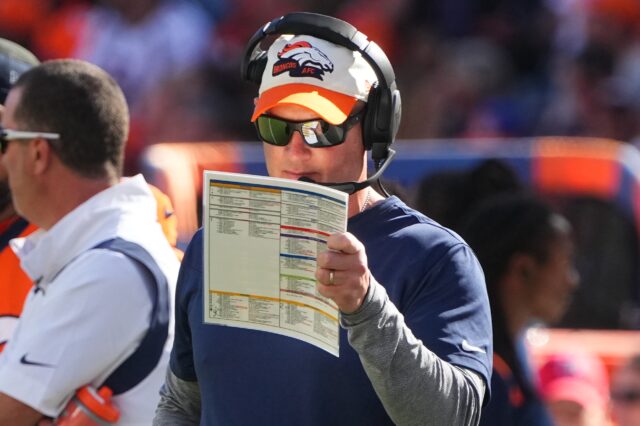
[297,149,396,194]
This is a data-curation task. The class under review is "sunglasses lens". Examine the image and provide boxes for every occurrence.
[256,116,290,146]
[300,121,343,147]
[317,121,345,146]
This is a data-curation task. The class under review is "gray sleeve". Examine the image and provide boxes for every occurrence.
[153,368,201,426]
[341,279,486,426]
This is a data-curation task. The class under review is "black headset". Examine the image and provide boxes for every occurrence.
[241,12,402,165]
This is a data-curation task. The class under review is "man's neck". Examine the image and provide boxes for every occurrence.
[501,290,531,339]
[35,174,117,230]
[0,205,16,223]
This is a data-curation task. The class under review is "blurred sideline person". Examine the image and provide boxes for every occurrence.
[610,354,640,426]
[0,59,179,425]
[460,193,580,425]
[154,12,492,426]
[72,0,213,174]
[413,158,522,231]
[0,38,40,353]
[147,183,183,261]
[0,38,183,356]
[538,351,611,426]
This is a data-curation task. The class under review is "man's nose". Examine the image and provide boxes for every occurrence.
[285,130,311,157]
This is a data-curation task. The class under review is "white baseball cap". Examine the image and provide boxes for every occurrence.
[251,34,378,125]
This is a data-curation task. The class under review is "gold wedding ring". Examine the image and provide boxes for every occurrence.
[328,270,335,285]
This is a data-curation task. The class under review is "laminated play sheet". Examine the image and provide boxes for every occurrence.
[203,170,348,356]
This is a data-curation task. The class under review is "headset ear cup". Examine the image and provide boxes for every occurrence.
[362,84,381,151]
[246,53,268,85]
[391,89,401,142]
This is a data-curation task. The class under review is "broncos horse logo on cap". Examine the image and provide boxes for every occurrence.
[272,41,334,80]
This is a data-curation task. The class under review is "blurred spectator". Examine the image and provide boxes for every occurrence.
[30,1,93,60]
[6,0,640,148]
[0,0,60,46]
[336,0,410,62]
[70,0,213,173]
[398,0,555,139]
[194,0,229,22]
[209,0,315,68]
[538,351,611,426]
[413,158,522,230]
[555,197,639,329]
[610,354,640,426]
[540,0,640,142]
[74,0,212,110]
[134,63,255,147]
[147,183,184,261]
[459,194,579,425]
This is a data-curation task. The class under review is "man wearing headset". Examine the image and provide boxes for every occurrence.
[154,13,492,426]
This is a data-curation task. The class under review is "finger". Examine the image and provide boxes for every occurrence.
[316,250,345,270]
[317,249,367,276]
[315,267,336,286]
[327,232,364,255]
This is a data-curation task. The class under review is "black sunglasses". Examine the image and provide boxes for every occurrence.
[611,388,640,404]
[255,110,364,148]
[0,127,60,154]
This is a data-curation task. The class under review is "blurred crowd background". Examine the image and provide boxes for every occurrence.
[6,0,638,331]
[4,0,640,174]
[4,0,640,330]
[4,3,640,423]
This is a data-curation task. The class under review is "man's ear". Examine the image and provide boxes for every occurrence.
[507,253,537,285]
[31,138,53,175]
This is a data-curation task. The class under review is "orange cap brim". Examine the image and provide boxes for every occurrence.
[251,83,358,125]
